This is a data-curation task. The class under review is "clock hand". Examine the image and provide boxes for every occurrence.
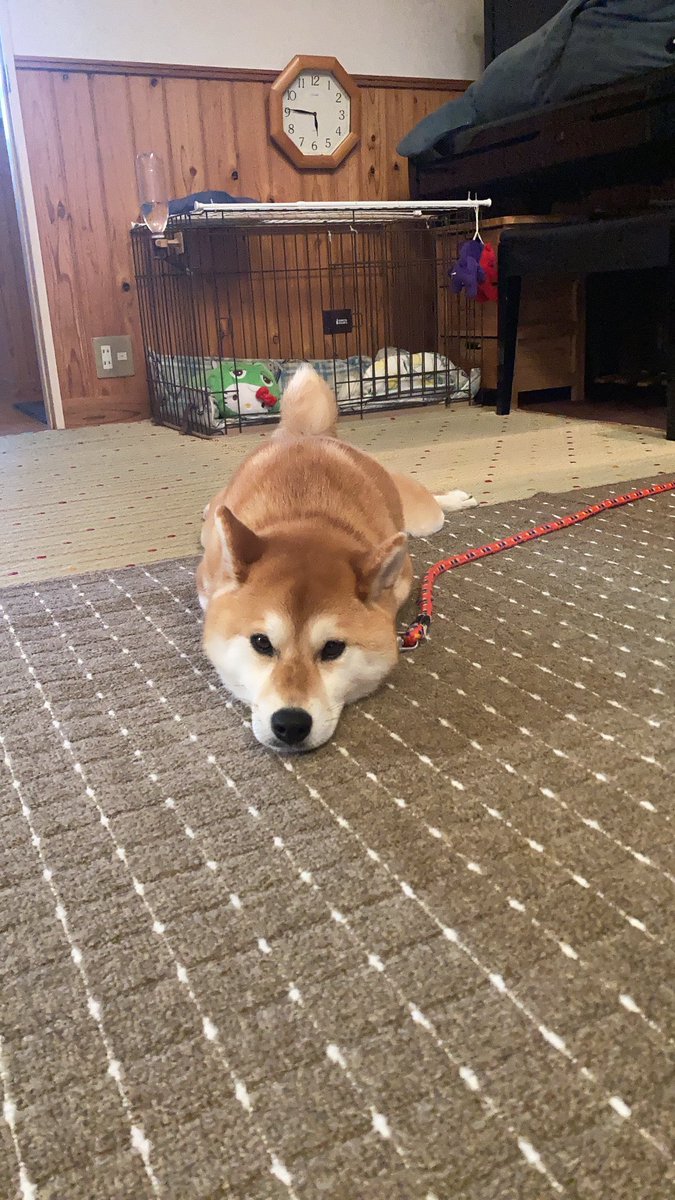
[313,112,319,137]
[288,108,317,118]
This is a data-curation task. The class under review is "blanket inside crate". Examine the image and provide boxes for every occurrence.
[148,347,480,430]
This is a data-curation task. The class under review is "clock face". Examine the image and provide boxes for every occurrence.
[282,70,351,157]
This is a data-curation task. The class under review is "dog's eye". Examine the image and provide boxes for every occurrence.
[320,640,346,662]
[250,634,274,656]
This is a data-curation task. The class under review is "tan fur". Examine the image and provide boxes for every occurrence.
[197,366,474,749]
[271,363,338,441]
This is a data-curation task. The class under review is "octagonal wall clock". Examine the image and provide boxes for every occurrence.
[269,54,361,170]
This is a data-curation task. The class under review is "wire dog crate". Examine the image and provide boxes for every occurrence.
[131,199,492,436]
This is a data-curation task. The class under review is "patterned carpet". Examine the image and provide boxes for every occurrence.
[1,480,673,1199]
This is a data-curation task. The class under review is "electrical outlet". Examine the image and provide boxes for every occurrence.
[93,335,135,379]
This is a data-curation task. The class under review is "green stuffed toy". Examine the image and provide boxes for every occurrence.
[205,360,281,420]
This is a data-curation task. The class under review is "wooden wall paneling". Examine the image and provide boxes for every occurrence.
[180,228,264,368]
[387,226,436,354]
[380,86,408,201]
[323,226,383,359]
[290,233,312,357]
[17,60,465,426]
[273,231,305,356]
[196,79,239,192]
[360,88,387,200]
[0,118,42,404]
[164,77,209,196]
[226,231,259,357]
[210,230,257,361]
[262,231,296,357]
[15,57,471,93]
[17,70,89,404]
[90,73,151,418]
[231,82,273,202]
[51,71,140,423]
[127,73,197,408]
[361,228,387,356]
[271,135,312,203]
[396,90,457,199]
[205,224,391,365]
[126,74,174,194]
[312,230,355,359]
[333,117,364,202]
[297,161,340,203]
[256,229,300,357]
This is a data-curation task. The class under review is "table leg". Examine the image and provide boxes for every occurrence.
[497,273,521,416]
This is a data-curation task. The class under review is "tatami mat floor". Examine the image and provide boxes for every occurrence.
[3,403,674,586]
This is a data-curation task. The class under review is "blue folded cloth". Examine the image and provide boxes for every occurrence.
[168,190,256,216]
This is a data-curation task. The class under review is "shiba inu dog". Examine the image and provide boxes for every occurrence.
[197,365,476,751]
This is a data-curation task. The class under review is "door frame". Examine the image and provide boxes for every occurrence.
[0,2,64,428]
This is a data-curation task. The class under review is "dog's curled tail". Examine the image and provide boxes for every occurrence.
[274,364,338,440]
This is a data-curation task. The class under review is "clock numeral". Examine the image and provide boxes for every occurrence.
[288,123,295,134]
[311,141,318,151]
[311,74,319,86]
[336,127,342,137]
[327,78,331,90]
[335,91,342,102]
[299,136,304,146]
[284,106,291,115]
[298,77,305,88]
[325,138,332,149]
[338,109,346,120]
[288,89,297,100]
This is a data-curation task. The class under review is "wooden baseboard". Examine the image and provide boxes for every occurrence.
[62,394,151,427]
[14,55,471,92]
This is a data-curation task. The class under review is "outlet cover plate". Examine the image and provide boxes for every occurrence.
[93,335,135,379]
[322,308,353,335]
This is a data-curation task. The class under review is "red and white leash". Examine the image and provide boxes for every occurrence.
[399,481,675,650]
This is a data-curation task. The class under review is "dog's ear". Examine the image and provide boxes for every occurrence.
[356,532,408,602]
[215,506,266,583]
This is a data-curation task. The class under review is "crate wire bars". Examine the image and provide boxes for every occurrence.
[131,198,492,436]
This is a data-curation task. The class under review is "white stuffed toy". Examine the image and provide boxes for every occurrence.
[357,346,482,403]
[364,348,411,397]
[409,351,481,399]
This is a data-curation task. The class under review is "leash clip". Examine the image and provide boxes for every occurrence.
[397,615,430,651]
[398,636,420,652]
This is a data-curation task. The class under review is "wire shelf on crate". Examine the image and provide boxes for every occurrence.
[189,198,493,226]
[131,199,491,436]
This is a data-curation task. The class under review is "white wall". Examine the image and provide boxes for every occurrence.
[7,0,484,80]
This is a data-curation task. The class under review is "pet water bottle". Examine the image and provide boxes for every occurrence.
[135,151,169,235]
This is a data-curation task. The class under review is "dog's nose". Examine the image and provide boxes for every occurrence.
[271,707,313,746]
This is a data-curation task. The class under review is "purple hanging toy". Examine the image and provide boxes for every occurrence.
[449,239,485,299]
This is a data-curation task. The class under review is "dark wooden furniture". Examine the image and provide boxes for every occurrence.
[496,211,675,440]
[410,65,675,216]
[436,216,584,400]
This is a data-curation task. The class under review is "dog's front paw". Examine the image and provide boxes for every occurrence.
[434,489,478,511]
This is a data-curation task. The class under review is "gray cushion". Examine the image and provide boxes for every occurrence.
[398,0,675,160]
